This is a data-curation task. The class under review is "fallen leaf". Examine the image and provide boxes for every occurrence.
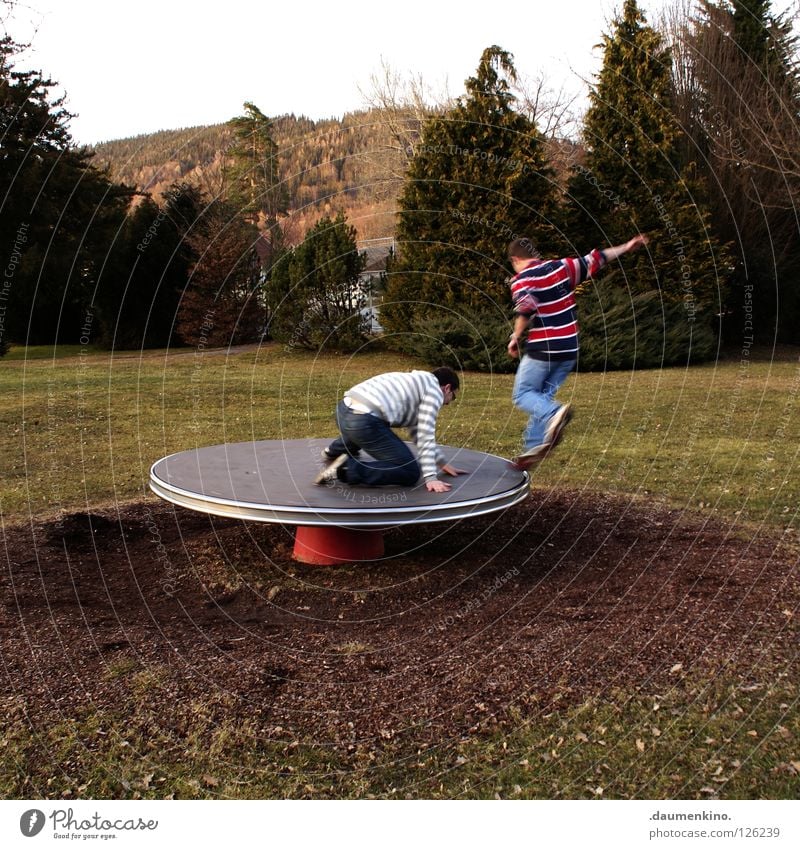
[636,739,645,752]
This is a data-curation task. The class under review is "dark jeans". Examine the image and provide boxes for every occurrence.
[327,400,420,486]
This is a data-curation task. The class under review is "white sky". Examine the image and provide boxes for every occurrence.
[8,0,667,145]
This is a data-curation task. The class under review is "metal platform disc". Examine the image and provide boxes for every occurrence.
[149,439,529,527]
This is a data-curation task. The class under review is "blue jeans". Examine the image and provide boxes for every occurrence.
[327,400,420,486]
[512,355,576,450]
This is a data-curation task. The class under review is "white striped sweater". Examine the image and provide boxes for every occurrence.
[346,370,446,480]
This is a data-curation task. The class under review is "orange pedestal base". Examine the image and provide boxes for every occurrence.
[293,525,385,566]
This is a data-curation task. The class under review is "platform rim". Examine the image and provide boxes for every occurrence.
[149,444,530,527]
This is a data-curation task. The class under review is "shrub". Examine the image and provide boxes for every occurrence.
[395,308,515,373]
[387,275,717,374]
[265,214,369,353]
[577,280,717,372]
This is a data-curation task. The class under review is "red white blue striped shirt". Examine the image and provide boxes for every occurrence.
[510,249,607,360]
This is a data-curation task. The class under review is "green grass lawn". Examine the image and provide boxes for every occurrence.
[1,343,798,526]
[1,343,798,799]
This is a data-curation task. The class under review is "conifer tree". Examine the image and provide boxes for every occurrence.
[565,0,729,321]
[266,213,368,352]
[175,194,263,348]
[0,37,133,346]
[732,0,778,67]
[224,101,288,226]
[380,46,559,341]
[683,0,800,342]
[94,188,195,350]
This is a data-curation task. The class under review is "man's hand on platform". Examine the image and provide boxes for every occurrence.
[426,464,468,492]
[426,479,452,493]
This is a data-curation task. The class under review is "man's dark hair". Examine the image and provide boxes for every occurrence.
[508,237,538,261]
[432,367,460,391]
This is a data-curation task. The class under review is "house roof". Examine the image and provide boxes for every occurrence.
[360,243,392,273]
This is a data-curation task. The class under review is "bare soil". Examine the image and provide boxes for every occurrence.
[2,489,798,747]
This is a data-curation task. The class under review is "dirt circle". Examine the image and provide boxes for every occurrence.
[2,488,798,747]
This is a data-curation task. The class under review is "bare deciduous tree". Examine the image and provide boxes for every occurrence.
[357,57,585,200]
[355,59,451,201]
[510,70,584,181]
[359,59,450,163]
[510,71,582,140]
[687,2,797,230]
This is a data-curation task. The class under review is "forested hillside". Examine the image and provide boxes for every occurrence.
[91,111,404,241]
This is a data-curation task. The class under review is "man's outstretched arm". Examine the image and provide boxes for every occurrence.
[602,234,649,262]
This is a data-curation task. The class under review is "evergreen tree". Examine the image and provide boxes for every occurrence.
[0,37,133,346]
[565,0,729,321]
[175,194,263,348]
[266,213,368,352]
[732,0,777,67]
[568,0,676,242]
[380,46,559,342]
[684,0,800,342]
[94,190,192,350]
[578,273,717,371]
[224,101,288,225]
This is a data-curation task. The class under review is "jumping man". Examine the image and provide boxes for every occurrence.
[507,234,649,469]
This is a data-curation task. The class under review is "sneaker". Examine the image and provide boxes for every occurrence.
[322,447,359,462]
[511,442,549,470]
[314,453,347,485]
[544,403,573,448]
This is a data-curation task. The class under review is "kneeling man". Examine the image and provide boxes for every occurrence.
[315,367,466,493]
